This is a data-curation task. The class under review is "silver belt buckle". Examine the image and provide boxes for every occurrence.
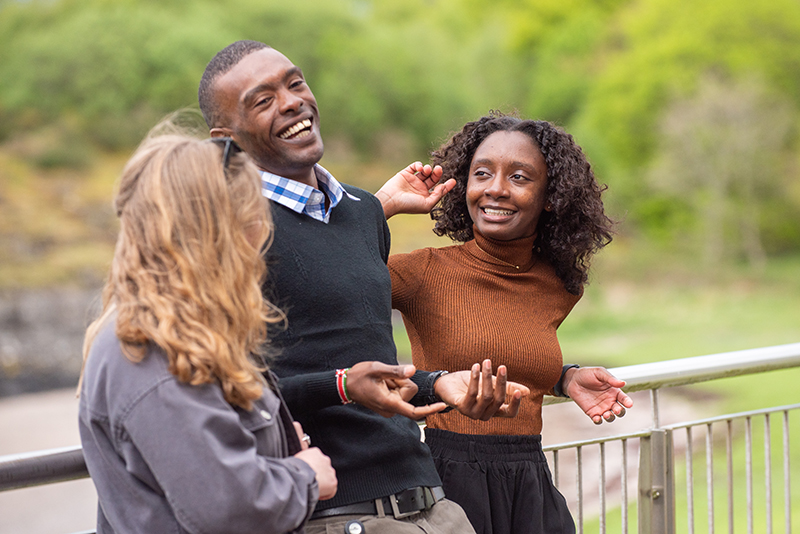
[389,493,419,519]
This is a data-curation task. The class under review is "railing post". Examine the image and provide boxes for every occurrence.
[638,429,675,534]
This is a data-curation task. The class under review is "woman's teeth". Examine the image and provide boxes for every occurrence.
[483,208,514,216]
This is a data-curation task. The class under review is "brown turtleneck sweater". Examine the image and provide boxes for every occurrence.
[389,229,580,436]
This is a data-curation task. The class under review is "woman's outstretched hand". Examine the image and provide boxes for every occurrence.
[562,367,633,424]
[375,161,455,219]
[434,359,531,421]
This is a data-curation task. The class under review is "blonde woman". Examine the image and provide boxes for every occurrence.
[78,134,336,534]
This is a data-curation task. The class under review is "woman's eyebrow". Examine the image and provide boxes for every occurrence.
[471,158,493,167]
[472,158,537,172]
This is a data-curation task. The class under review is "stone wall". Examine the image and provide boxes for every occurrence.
[0,288,101,397]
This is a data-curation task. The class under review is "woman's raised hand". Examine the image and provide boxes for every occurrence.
[375,161,454,219]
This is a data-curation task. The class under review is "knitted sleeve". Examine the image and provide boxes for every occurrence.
[387,248,434,313]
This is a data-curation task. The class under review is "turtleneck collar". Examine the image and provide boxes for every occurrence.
[465,225,537,271]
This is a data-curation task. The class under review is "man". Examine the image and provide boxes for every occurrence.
[198,40,527,533]
[199,41,527,533]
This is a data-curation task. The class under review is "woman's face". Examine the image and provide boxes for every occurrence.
[466,130,549,241]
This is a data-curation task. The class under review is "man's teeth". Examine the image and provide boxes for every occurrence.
[279,119,312,139]
[483,208,514,216]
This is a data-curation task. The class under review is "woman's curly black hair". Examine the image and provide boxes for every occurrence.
[430,112,613,295]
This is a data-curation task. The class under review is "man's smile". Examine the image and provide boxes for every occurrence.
[278,118,313,140]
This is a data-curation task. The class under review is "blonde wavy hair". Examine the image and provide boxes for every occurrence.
[81,134,282,410]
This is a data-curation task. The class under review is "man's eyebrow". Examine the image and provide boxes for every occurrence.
[242,67,305,106]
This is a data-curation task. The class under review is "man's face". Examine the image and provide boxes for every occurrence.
[211,48,324,183]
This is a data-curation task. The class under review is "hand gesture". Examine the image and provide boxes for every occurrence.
[346,361,448,420]
[293,446,337,500]
[563,367,633,424]
[375,162,455,219]
[434,359,530,421]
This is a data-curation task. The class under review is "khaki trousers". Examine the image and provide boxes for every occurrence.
[304,499,476,534]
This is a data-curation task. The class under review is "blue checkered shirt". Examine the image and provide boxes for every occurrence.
[260,165,360,223]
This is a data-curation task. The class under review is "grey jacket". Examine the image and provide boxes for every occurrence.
[79,321,318,534]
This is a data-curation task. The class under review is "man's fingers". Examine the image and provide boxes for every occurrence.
[376,396,442,420]
[409,402,448,420]
[362,361,415,379]
[381,363,415,378]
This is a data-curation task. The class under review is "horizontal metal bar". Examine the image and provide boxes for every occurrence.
[0,445,88,492]
[543,430,654,452]
[544,342,800,405]
[663,403,800,431]
[2,343,798,499]
[606,343,800,392]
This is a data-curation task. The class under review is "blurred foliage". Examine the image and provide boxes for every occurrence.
[1,0,800,282]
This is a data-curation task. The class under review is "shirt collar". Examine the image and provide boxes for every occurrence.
[260,164,360,223]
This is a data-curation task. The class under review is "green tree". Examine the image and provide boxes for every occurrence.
[648,75,795,265]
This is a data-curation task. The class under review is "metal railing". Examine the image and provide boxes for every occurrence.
[542,342,800,534]
[2,342,800,533]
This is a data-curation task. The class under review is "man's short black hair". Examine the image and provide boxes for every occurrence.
[198,40,271,128]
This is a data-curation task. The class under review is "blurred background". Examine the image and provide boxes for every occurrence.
[0,0,798,532]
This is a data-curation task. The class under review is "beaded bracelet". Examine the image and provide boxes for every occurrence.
[335,368,354,404]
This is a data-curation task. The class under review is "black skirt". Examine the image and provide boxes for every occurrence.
[424,428,575,534]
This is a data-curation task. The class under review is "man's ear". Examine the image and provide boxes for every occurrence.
[210,127,233,138]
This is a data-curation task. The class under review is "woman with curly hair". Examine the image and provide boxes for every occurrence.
[78,133,336,534]
[388,114,633,534]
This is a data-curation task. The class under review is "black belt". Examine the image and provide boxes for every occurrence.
[311,486,445,520]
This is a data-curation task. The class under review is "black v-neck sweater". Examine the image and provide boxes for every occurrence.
[263,185,441,510]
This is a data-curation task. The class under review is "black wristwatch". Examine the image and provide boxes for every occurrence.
[553,364,580,398]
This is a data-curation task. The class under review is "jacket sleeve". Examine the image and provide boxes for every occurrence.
[119,379,319,534]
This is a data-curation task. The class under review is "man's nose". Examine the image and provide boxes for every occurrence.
[277,89,304,113]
